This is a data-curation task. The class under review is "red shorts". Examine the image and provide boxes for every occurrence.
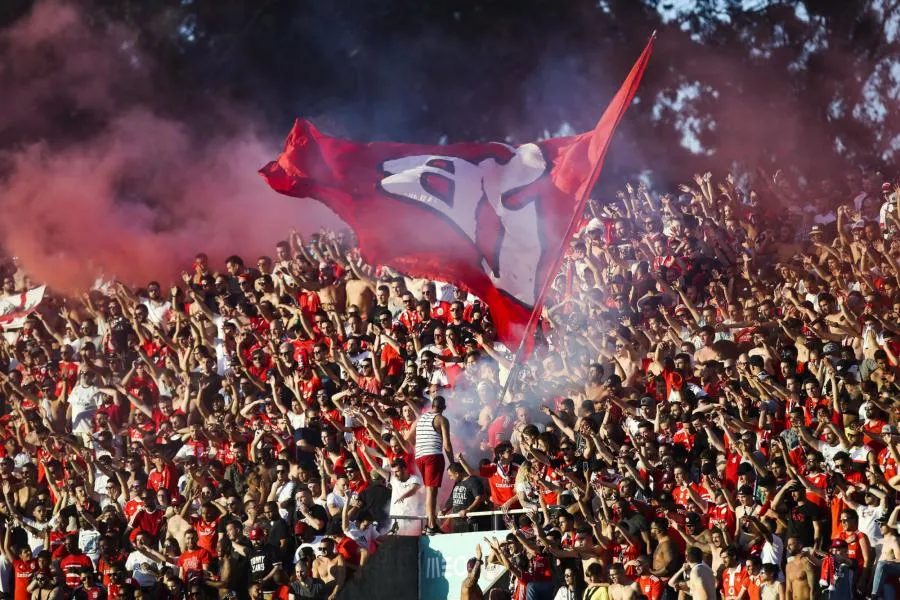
[415,454,445,488]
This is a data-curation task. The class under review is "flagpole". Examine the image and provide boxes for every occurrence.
[496,32,656,405]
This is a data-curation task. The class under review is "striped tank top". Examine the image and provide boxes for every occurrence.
[414,411,443,458]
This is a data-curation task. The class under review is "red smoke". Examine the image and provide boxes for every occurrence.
[0,1,340,293]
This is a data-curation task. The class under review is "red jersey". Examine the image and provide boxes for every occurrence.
[707,503,737,537]
[79,585,106,600]
[59,552,93,588]
[672,428,696,453]
[12,558,36,600]
[844,530,869,571]
[721,566,749,600]
[398,310,422,332]
[637,574,664,600]
[430,301,452,323]
[296,373,322,402]
[479,462,518,507]
[130,508,166,542]
[98,551,128,587]
[191,515,220,552]
[297,291,321,322]
[878,446,898,480]
[148,465,178,497]
[178,547,212,577]
[673,483,705,510]
[124,498,145,521]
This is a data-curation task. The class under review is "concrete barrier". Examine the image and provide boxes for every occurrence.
[337,536,419,600]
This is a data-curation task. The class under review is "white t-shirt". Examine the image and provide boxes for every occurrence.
[326,492,346,515]
[21,518,49,553]
[68,385,99,433]
[141,299,172,327]
[345,522,379,551]
[389,474,423,536]
[274,481,296,520]
[79,528,101,565]
[858,505,885,547]
[818,440,849,469]
[760,534,784,569]
[125,550,162,587]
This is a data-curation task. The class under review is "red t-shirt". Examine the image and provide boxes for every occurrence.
[721,566,749,600]
[638,574,664,600]
[148,465,179,497]
[59,552,93,588]
[130,508,166,542]
[178,547,212,577]
[479,463,518,507]
[12,559,36,600]
[191,516,220,552]
[98,551,129,587]
[707,503,737,537]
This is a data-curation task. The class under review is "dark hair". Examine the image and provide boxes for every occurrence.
[586,562,604,579]
[747,355,765,370]
[686,546,704,564]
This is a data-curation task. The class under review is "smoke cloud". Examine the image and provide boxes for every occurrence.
[0,0,340,292]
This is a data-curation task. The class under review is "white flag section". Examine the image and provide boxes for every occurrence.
[0,286,46,329]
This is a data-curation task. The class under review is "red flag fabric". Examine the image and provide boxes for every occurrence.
[260,37,654,351]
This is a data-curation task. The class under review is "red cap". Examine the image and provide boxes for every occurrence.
[248,526,264,541]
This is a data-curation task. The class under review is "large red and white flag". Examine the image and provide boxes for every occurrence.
[0,285,46,329]
[261,38,654,351]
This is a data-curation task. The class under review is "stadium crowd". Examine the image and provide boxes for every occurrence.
[0,169,899,600]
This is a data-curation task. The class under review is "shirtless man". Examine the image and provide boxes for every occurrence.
[604,563,641,600]
[669,546,717,600]
[311,538,346,600]
[535,522,604,577]
[461,543,484,600]
[316,264,347,314]
[649,517,681,579]
[584,363,605,402]
[694,326,721,363]
[871,512,900,599]
[784,536,816,600]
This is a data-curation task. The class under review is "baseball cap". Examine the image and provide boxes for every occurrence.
[822,342,841,355]
[639,397,655,408]
[810,225,823,235]
[830,539,848,550]
[248,526,265,541]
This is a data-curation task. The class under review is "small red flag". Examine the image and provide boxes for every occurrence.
[260,37,654,352]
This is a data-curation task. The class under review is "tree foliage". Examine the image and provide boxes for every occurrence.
[4,0,900,188]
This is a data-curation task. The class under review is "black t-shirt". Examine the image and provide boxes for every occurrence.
[267,518,295,565]
[357,482,391,527]
[296,503,329,536]
[296,425,324,468]
[447,476,486,512]
[248,544,281,589]
[290,577,328,600]
[786,501,820,547]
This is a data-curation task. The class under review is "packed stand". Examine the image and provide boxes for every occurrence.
[0,169,898,600]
